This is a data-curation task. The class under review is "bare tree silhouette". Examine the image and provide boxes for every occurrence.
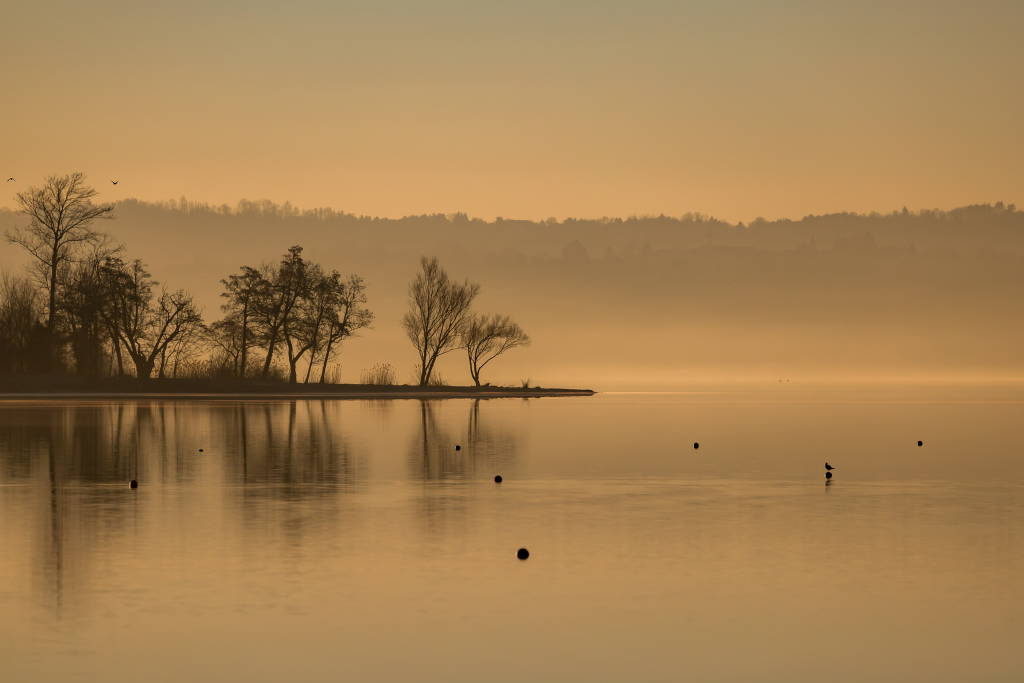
[219,266,265,378]
[0,274,41,374]
[461,313,530,386]
[63,245,124,376]
[280,258,320,383]
[102,259,204,379]
[254,247,306,379]
[7,173,113,331]
[403,257,479,386]
[305,273,373,384]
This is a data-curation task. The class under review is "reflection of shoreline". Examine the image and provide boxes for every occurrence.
[0,388,594,400]
[0,378,594,399]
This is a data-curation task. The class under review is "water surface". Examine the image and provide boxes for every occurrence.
[1,389,1021,682]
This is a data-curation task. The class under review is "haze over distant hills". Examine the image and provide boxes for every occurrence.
[2,200,1021,389]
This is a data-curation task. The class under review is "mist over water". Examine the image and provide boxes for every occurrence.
[1,389,1021,682]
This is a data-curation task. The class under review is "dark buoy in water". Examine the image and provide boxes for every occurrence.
[693,442,700,450]
[198,448,204,453]
[917,440,923,447]
[455,444,461,451]
[517,547,529,560]
[825,471,833,480]
[494,475,503,483]
[129,479,138,489]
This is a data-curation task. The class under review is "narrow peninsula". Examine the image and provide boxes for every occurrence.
[0,376,595,400]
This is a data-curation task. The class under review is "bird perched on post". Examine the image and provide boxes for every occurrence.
[824,462,836,471]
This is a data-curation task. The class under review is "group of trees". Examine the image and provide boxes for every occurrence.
[1,173,205,378]
[211,246,373,383]
[404,257,530,386]
[68,256,204,379]
[1,174,372,382]
[3,174,533,386]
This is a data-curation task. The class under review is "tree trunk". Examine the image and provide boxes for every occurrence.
[285,335,297,383]
[110,331,124,376]
[261,329,278,377]
[415,331,429,385]
[467,351,479,386]
[47,239,59,330]
[419,348,433,386]
[133,356,153,380]
[421,350,441,386]
[318,334,336,384]
[303,349,317,383]
[239,304,249,378]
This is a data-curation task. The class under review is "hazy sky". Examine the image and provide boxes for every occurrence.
[2,0,1021,221]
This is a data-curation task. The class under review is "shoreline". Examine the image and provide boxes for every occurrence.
[0,378,595,400]
[0,391,594,401]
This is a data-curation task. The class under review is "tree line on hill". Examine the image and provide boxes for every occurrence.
[1,173,529,385]
[42,195,1020,259]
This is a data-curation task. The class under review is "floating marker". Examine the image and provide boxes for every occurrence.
[517,548,529,560]
[825,471,833,479]
[198,448,204,453]
[129,479,138,489]
[917,440,923,447]
[693,442,700,450]
[494,475,503,483]
[455,445,461,451]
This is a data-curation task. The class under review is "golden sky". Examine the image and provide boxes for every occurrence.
[2,0,1021,222]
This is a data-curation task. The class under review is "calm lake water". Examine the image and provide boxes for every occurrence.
[1,389,1022,682]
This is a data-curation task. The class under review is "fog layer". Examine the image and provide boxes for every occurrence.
[2,201,1020,389]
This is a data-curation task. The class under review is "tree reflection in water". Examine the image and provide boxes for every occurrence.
[407,398,522,538]
[0,400,363,612]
